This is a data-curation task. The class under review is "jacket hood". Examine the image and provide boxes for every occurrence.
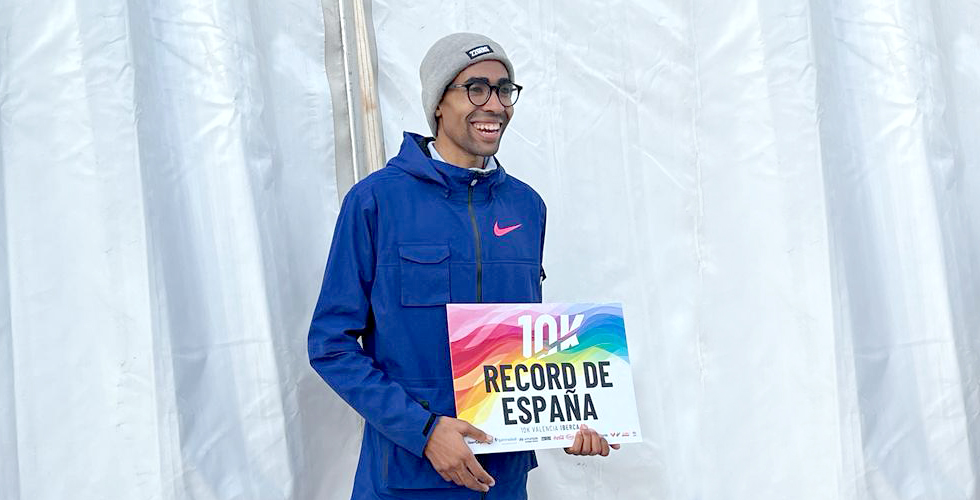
[388,132,507,196]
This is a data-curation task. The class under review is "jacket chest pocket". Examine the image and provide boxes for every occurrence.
[398,244,450,306]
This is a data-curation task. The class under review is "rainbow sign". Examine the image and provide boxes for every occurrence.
[447,303,642,453]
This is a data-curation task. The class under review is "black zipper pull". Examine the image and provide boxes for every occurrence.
[467,181,483,302]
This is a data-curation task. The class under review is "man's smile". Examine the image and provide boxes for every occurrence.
[472,121,502,140]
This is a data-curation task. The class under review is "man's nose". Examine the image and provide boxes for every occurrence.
[481,89,506,112]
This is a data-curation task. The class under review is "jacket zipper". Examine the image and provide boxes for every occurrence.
[471,178,486,500]
[468,179,483,302]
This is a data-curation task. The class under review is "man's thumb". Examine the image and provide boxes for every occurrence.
[462,423,493,444]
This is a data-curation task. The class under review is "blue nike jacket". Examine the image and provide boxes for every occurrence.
[308,132,546,499]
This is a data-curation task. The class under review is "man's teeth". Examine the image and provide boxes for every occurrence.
[473,123,500,132]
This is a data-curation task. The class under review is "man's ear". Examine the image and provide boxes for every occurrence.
[435,105,442,118]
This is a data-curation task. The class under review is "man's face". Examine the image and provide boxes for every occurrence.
[435,60,514,163]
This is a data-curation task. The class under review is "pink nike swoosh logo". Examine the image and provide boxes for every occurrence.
[493,222,522,237]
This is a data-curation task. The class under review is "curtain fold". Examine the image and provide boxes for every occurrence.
[1,0,344,498]
[0,0,977,499]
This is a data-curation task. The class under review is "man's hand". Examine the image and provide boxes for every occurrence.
[423,416,496,492]
[564,424,621,457]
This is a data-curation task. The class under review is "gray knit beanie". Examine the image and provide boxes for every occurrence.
[419,33,515,136]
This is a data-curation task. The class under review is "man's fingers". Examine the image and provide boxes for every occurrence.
[450,471,467,488]
[445,461,488,492]
[565,429,584,454]
[466,456,496,488]
[581,431,595,455]
[461,422,493,444]
[462,474,487,493]
[577,429,591,455]
[423,416,497,490]
[455,465,489,492]
[564,426,624,456]
[589,430,602,455]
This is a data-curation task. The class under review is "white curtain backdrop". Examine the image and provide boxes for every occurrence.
[0,1,347,498]
[1,1,978,499]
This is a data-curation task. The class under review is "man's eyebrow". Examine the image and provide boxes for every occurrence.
[461,76,513,85]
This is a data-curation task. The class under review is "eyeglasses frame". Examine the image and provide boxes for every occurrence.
[445,78,523,107]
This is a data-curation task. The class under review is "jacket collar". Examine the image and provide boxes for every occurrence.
[389,132,507,197]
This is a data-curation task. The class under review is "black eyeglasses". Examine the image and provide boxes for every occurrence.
[446,79,523,107]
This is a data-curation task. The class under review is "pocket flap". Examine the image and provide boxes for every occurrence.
[398,245,450,264]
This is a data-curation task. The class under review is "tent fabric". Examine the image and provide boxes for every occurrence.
[1,0,978,499]
[0,1,345,498]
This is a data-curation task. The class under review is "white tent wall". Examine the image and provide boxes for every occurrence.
[0,1,977,500]
[0,0,344,498]
[811,1,980,498]
[373,0,980,497]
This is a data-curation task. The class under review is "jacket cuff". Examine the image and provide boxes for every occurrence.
[422,413,438,437]
[416,414,442,457]
[390,404,437,458]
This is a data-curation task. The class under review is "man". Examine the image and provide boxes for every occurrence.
[309,33,616,500]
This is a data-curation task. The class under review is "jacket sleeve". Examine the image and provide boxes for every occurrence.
[307,186,435,458]
[539,197,548,288]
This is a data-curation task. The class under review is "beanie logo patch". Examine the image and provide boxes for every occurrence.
[466,45,493,59]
